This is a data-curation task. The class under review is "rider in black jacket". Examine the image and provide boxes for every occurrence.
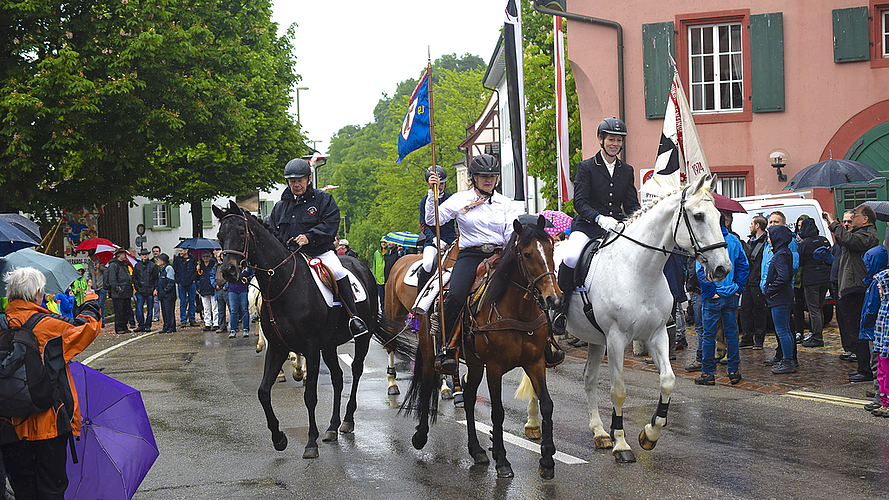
[269,158,367,337]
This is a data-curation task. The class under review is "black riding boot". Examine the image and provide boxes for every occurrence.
[416,266,430,291]
[434,301,460,375]
[336,277,368,337]
[552,263,574,336]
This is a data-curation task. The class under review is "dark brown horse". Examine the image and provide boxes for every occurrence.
[395,216,562,479]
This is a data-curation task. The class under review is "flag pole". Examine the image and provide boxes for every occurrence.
[427,49,447,347]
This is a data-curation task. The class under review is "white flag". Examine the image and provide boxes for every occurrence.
[554,16,573,206]
[640,68,711,202]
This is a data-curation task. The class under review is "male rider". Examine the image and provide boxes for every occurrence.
[552,117,641,334]
[269,158,368,337]
[417,165,457,291]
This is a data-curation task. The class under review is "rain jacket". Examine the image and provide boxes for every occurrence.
[372,249,385,286]
[105,257,133,299]
[197,258,218,296]
[270,185,339,256]
[173,252,198,286]
[829,221,879,297]
[760,233,799,293]
[132,258,160,297]
[797,217,832,287]
[71,265,88,306]
[156,264,176,299]
[697,226,749,299]
[1,296,101,441]
[859,244,889,341]
[764,225,795,307]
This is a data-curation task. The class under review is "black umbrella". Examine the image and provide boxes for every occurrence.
[0,214,41,242]
[783,158,885,191]
[856,201,889,222]
[0,218,41,256]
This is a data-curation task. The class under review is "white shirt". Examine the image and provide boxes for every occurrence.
[604,158,616,177]
[426,188,520,250]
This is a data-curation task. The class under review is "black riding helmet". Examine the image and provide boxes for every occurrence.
[468,154,500,197]
[283,158,311,179]
[597,117,627,137]
[424,165,448,183]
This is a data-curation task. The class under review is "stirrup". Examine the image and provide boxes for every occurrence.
[545,342,565,367]
[552,313,568,336]
[434,348,458,375]
[349,317,369,337]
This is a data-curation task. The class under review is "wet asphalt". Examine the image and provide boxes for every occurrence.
[76,323,889,500]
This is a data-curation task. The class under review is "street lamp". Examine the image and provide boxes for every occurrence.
[295,86,308,124]
[769,149,789,183]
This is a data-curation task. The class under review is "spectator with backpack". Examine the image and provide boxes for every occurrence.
[1,266,101,499]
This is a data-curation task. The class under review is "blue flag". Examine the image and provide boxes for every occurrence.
[396,68,431,163]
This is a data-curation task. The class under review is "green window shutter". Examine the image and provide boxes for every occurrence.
[142,203,155,230]
[750,12,785,113]
[833,7,870,62]
[201,201,213,229]
[642,22,675,119]
[169,204,180,228]
[263,200,275,217]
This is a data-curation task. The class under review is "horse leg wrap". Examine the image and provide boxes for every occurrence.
[386,366,397,377]
[651,395,669,427]
[610,408,623,439]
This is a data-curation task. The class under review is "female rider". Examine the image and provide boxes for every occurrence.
[425,154,519,374]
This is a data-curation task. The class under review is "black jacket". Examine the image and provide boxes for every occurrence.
[156,265,176,299]
[570,151,640,238]
[270,185,339,256]
[197,259,217,296]
[173,253,197,285]
[765,225,794,307]
[132,259,159,296]
[797,218,832,287]
[104,258,133,299]
[420,192,457,247]
[745,232,767,287]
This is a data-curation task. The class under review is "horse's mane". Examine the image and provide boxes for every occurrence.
[218,203,280,246]
[482,222,551,308]
[623,182,713,227]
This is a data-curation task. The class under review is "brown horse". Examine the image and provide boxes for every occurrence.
[397,216,562,480]
[382,243,459,396]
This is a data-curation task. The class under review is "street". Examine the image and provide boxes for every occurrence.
[77,323,889,500]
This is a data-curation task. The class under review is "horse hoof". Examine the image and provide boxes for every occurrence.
[322,430,338,442]
[524,426,541,440]
[613,449,636,463]
[594,435,614,449]
[255,347,262,353]
[472,452,489,465]
[276,376,286,383]
[496,465,514,478]
[339,421,354,434]
[272,432,288,451]
[539,466,555,480]
[454,393,464,408]
[412,432,428,450]
[441,387,454,400]
[292,371,303,382]
[302,446,319,459]
[638,429,658,450]
[387,385,400,396]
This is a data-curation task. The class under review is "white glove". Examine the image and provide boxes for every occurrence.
[597,215,619,232]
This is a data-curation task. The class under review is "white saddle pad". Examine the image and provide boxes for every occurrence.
[302,255,368,308]
[403,260,424,287]
[412,267,452,315]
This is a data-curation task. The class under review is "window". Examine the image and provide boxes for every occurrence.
[872,2,889,68]
[688,23,743,113]
[841,187,879,211]
[677,10,753,124]
[152,204,167,228]
[715,176,746,199]
[142,202,180,230]
[883,9,889,57]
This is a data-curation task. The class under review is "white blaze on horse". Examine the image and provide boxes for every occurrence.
[519,175,731,463]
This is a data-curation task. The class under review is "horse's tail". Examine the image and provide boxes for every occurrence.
[399,341,440,424]
[514,371,538,401]
[371,314,418,358]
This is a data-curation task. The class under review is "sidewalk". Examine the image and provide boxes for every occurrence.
[563,320,865,395]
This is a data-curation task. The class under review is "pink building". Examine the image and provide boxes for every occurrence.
[541,0,888,223]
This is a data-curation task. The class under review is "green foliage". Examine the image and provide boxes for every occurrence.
[325,55,488,259]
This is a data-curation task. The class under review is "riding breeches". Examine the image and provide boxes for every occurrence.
[422,246,438,272]
[560,230,591,268]
[312,250,348,280]
[442,249,492,337]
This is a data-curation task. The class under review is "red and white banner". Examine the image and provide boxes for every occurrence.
[640,67,711,202]
[554,16,573,207]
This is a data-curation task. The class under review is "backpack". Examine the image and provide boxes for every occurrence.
[0,313,60,418]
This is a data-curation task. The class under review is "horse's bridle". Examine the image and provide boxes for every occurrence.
[513,235,557,310]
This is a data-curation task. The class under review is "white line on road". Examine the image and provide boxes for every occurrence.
[784,390,871,408]
[338,353,353,367]
[456,420,587,465]
[81,331,157,366]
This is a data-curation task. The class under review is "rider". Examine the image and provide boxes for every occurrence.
[426,154,519,374]
[417,165,457,291]
[552,117,641,335]
[269,158,368,337]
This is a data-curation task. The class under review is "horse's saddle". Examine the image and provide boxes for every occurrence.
[573,238,603,289]
[467,253,500,316]
[303,255,367,308]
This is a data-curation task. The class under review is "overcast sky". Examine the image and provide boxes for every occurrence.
[270,1,506,154]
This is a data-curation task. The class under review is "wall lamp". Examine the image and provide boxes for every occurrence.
[769,149,789,183]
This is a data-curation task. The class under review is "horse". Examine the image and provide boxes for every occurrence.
[557,174,731,463]
[384,243,460,398]
[396,215,562,479]
[249,277,305,382]
[213,200,378,459]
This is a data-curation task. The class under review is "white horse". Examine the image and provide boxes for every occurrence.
[519,175,731,462]
[249,277,305,382]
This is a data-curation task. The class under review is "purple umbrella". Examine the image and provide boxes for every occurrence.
[65,362,159,500]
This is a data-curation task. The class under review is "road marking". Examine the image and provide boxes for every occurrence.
[339,353,353,367]
[456,420,587,465]
[785,390,871,408]
[81,331,157,366]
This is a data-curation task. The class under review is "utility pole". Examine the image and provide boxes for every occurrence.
[295,86,308,124]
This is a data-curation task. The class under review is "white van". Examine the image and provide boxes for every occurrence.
[729,192,833,243]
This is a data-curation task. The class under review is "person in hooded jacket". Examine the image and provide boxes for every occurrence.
[797,217,832,347]
[765,224,797,374]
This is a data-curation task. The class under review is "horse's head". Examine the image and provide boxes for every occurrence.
[511,215,562,310]
[212,200,249,284]
[674,175,732,282]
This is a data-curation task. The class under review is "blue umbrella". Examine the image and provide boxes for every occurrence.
[0,213,41,242]
[0,218,41,256]
[174,237,221,250]
[382,231,420,248]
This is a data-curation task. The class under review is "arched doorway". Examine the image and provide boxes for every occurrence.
[836,121,889,241]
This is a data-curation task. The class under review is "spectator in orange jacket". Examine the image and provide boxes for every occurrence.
[1,267,101,499]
